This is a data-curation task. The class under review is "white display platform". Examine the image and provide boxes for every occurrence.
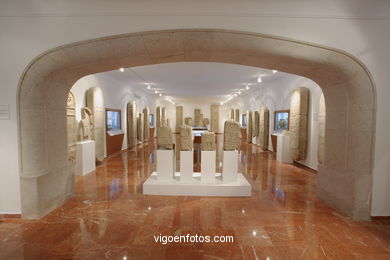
[222,150,239,183]
[156,149,175,181]
[143,172,251,197]
[276,133,293,163]
[180,150,193,183]
[201,151,216,183]
[75,140,96,176]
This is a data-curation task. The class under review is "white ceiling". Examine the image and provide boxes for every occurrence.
[95,62,298,104]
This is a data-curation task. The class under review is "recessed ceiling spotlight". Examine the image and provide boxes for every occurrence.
[159,93,162,97]
[272,69,278,74]
[119,67,125,72]
[257,75,262,83]
[246,84,250,90]
[154,90,158,94]
[147,84,151,89]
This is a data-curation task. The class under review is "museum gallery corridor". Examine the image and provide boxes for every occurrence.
[0,139,389,260]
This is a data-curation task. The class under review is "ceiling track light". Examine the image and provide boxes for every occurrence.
[257,75,262,83]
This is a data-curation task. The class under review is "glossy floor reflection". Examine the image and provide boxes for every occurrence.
[1,140,390,259]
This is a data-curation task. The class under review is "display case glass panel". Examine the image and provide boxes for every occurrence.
[274,110,290,131]
[106,109,121,130]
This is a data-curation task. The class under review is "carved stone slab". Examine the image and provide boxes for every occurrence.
[127,101,137,148]
[259,107,269,150]
[137,113,144,142]
[235,109,240,123]
[67,91,76,162]
[161,107,166,126]
[194,108,201,126]
[318,94,326,164]
[246,111,253,143]
[180,125,193,151]
[80,107,94,141]
[156,106,161,135]
[230,109,235,120]
[253,111,259,137]
[176,106,183,132]
[288,87,309,160]
[223,120,241,151]
[185,117,193,126]
[158,125,173,150]
[201,132,216,151]
[211,104,220,133]
[86,87,105,162]
[143,107,150,141]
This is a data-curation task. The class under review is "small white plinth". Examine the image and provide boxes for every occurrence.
[277,134,293,164]
[143,172,251,197]
[180,150,193,183]
[222,150,239,183]
[75,140,96,176]
[201,150,216,183]
[157,149,175,181]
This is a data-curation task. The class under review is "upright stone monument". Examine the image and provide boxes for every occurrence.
[86,87,105,163]
[288,87,309,161]
[143,107,150,141]
[157,125,173,150]
[211,104,220,133]
[67,91,76,162]
[223,120,241,151]
[235,109,240,123]
[180,125,193,151]
[246,111,253,143]
[185,117,193,126]
[176,106,183,132]
[253,111,259,137]
[137,113,144,142]
[201,132,216,151]
[127,101,137,148]
[80,107,94,141]
[194,108,201,126]
[156,106,161,135]
[259,107,270,150]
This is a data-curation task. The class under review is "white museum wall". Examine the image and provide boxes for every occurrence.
[0,0,389,215]
[224,75,323,170]
[71,74,158,154]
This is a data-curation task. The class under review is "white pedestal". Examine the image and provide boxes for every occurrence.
[276,134,293,164]
[75,140,96,176]
[157,149,175,181]
[222,150,239,183]
[180,150,193,183]
[143,172,251,197]
[201,151,216,183]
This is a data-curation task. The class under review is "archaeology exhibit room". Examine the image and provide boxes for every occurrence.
[1,0,390,259]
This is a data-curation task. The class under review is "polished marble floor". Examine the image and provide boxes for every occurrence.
[1,139,389,259]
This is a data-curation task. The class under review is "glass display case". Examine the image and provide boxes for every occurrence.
[274,110,290,131]
[106,109,121,131]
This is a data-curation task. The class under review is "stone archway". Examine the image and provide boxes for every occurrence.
[17,29,375,219]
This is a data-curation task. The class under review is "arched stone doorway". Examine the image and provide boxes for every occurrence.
[17,29,375,219]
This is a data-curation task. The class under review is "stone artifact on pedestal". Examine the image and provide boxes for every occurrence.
[318,94,326,164]
[185,117,193,126]
[86,87,105,163]
[67,91,76,162]
[259,107,270,150]
[176,106,183,132]
[246,111,253,143]
[143,107,150,141]
[235,109,240,123]
[137,113,144,142]
[201,132,216,151]
[180,125,193,151]
[79,107,94,141]
[223,120,241,151]
[211,104,220,133]
[288,87,309,161]
[156,106,161,135]
[127,101,137,148]
[194,109,201,126]
[253,111,259,137]
[157,125,173,150]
